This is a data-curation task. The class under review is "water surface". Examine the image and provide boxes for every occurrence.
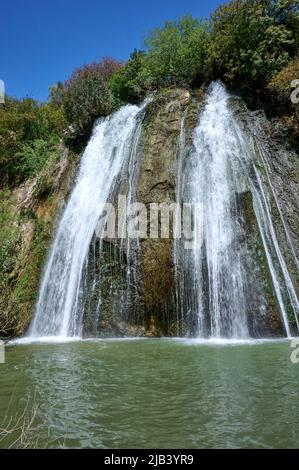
[0,339,298,448]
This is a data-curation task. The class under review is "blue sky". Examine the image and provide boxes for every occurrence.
[0,0,225,101]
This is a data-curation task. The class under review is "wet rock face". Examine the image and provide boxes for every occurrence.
[82,89,199,336]
[0,146,79,337]
[137,89,191,332]
[231,98,299,335]
[254,119,299,295]
[231,98,299,278]
[84,89,298,338]
[235,191,284,337]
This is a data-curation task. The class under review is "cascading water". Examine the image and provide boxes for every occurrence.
[29,103,147,338]
[27,82,298,340]
[173,110,184,325]
[190,83,248,338]
[176,82,299,339]
[83,106,146,335]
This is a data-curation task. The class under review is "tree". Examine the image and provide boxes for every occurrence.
[209,0,298,89]
[109,50,152,103]
[110,16,211,104]
[97,57,123,81]
[144,16,210,88]
[49,81,64,107]
[62,63,114,135]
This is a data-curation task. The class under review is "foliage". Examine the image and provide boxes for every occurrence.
[15,137,60,179]
[0,189,21,336]
[144,16,210,88]
[110,2,298,102]
[49,81,64,107]
[209,0,298,90]
[97,57,123,81]
[62,58,122,136]
[109,50,151,103]
[0,190,19,278]
[110,17,210,103]
[0,98,65,186]
[267,55,299,103]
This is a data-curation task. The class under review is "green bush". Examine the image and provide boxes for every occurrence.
[0,98,65,186]
[144,16,210,88]
[62,59,123,136]
[109,50,151,103]
[49,81,64,107]
[0,190,20,278]
[15,136,59,180]
[267,55,299,103]
[209,0,298,90]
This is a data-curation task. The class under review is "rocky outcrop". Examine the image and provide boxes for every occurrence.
[231,97,299,334]
[0,144,79,337]
[236,191,284,336]
[1,86,298,339]
[82,88,299,338]
[82,89,201,336]
[137,89,191,333]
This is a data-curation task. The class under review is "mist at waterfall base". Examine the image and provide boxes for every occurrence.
[20,82,299,342]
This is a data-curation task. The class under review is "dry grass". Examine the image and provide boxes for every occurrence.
[0,392,67,449]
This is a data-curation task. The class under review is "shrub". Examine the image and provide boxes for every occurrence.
[209,0,298,90]
[144,16,210,88]
[110,17,210,103]
[15,136,59,180]
[62,59,122,136]
[267,55,299,104]
[97,57,123,81]
[0,190,20,278]
[0,98,64,186]
[109,50,152,103]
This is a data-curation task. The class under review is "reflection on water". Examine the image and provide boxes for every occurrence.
[0,339,298,448]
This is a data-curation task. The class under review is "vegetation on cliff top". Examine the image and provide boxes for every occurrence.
[0,0,298,189]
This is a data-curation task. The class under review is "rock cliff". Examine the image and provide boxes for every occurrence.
[1,87,298,338]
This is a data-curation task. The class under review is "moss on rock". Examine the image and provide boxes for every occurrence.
[0,144,79,338]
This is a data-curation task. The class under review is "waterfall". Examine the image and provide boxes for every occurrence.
[190,83,249,338]
[174,109,187,333]
[27,83,298,340]
[177,82,299,338]
[29,103,147,338]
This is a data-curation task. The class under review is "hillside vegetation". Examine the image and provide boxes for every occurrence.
[0,0,298,189]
